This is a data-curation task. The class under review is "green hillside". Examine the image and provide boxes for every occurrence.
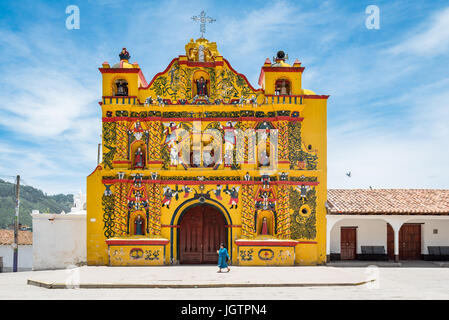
[0,179,73,229]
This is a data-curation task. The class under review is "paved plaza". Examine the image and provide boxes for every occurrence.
[1,263,449,299]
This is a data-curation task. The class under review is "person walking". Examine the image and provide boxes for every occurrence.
[217,243,230,273]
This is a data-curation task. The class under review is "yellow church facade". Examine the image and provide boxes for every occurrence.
[86,38,329,266]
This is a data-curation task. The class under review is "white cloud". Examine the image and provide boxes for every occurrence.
[328,79,449,189]
[0,68,97,137]
[0,20,101,194]
[390,6,449,56]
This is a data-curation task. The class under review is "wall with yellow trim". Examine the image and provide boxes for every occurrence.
[109,244,166,266]
[237,246,295,266]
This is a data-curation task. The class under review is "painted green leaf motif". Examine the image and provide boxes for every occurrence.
[289,186,317,240]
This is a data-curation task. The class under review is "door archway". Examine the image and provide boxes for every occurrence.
[178,204,226,264]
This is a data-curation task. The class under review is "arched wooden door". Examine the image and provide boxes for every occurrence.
[179,205,226,264]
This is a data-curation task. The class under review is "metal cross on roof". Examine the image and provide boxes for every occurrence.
[191,10,216,38]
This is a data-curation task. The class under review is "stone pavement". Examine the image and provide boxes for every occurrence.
[1,264,449,299]
[327,260,449,268]
[26,265,371,289]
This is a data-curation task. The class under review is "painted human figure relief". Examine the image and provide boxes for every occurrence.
[196,76,208,96]
[224,186,239,209]
[222,121,236,167]
[134,147,145,169]
[162,186,179,209]
[164,122,178,147]
[261,217,269,235]
[134,214,144,235]
[214,185,223,200]
[170,144,179,166]
[119,47,130,60]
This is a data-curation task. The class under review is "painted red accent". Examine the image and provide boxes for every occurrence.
[262,66,305,73]
[102,96,137,99]
[223,58,263,92]
[103,117,131,122]
[178,60,224,67]
[265,94,302,98]
[137,69,148,87]
[148,160,163,164]
[138,57,263,93]
[139,58,179,89]
[302,95,330,99]
[258,69,265,87]
[275,181,319,186]
[106,239,170,245]
[225,225,242,228]
[255,198,278,202]
[87,165,102,177]
[99,68,141,74]
[98,102,103,106]
[259,67,305,87]
[161,225,180,228]
[101,178,319,186]
[102,116,304,123]
[112,160,130,164]
[235,240,309,247]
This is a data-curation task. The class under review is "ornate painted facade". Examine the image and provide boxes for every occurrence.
[87,38,329,266]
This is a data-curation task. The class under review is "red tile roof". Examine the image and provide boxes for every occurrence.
[0,229,33,245]
[328,189,449,215]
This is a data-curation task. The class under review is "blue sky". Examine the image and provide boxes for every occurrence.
[0,0,448,194]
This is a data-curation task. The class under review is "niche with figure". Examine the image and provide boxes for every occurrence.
[132,212,146,236]
[256,122,275,168]
[114,79,129,96]
[256,210,276,237]
[274,78,291,96]
[130,141,146,169]
[193,71,210,97]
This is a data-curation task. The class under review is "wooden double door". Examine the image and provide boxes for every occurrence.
[340,227,357,260]
[387,223,422,260]
[179,205,226,264]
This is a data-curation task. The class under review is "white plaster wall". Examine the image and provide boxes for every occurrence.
[330,219,387,254]
[329,216,449,256]
[407,219,449,254]
[32,212,86,270]
[0,245,33,272]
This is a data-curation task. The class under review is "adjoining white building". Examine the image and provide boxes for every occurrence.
[327,189,449,262]
[32,192,87,270]
[0,229,33,272]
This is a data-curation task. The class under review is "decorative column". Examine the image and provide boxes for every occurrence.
[394,228,400,262]
[115,121,129,163]
[241,184,256,238]
[276,185,290,239]
[102,184,115,239]
[102,121,117,169]
[386,219,404,263]
[277,120,290,169]
[236,120,256,169]
[147,120,163,168]
[113,180,129,236]
[147,182,162,235]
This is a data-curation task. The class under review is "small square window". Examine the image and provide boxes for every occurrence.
[433,229,438,234]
